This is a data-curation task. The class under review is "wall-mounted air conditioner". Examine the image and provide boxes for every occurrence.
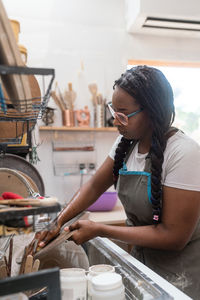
[125,0,200,38]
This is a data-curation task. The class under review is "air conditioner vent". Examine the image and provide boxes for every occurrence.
[143,17,200,32]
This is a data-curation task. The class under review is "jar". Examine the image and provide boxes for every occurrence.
[87,264,115,300]
[91,272,125,300]
[0,293,28,300]
[60,268,87,300]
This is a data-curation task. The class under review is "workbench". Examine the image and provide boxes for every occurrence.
[88,204,126,226]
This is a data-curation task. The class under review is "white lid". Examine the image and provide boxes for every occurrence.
[91,273,123,291]
[60,268,85,277]
[89,264,115,275]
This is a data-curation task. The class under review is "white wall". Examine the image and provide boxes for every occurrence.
[3,0,200,203]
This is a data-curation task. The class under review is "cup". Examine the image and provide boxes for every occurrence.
[62,110,75,127]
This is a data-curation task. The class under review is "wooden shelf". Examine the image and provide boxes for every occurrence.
[39,126,117,132]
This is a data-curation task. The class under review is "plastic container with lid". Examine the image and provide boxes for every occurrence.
[87,264,115,300]
[91,272,125,300]
[60,268,87,300]
[0,293,28,300]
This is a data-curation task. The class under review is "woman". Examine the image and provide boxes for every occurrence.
[34,66,200,299]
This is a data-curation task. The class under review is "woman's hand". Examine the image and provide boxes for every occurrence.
[64,220,100,245]
[27,220,61,255]
[38,221,61,248]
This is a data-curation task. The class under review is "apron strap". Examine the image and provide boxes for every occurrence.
[124,140,138,163]
[123,127,179,173]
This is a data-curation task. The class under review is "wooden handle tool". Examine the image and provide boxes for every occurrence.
[50,91,66,111]
[7,236,13,276]
[24,254,33,274]
[32,259,40,273]
[0,197,58,207]
[0,263,7,279]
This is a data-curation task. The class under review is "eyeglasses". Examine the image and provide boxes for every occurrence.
[107,102,143,126]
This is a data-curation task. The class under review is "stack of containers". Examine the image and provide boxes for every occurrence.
[87,264,115,299]
[60,264,125,300]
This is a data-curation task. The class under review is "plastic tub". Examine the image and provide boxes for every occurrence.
[60,268,87,300]
[87,192,117,212]
[91,273,125,300]
[87,264,115,300]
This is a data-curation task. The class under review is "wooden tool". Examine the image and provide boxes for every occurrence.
[34,211,89,260]
[32,259,40,273]
[19,246,28,275]
[0,263,7,279]
[64,82,76,110]
[50,90,66,111]
[34,230,74,261]
[24,254,33,274]
[3,256,9,276]
[88,83,98,127]
[0,0,32,112]
[53,146,94,152]
[19,251,40,275]
[88,83,98,105]
[7,236,13,276]
[0,197,58,207]
[55,82,67,109]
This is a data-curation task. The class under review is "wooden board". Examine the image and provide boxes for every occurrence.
[34,211,90,260]
[34,231,74,261]
[0,0,32,112]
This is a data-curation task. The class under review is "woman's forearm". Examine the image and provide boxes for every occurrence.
[97,223,186,251]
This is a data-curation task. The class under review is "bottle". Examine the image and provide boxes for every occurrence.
[87,264,115,300]
[91,272,125,300]
[60,268,87,300]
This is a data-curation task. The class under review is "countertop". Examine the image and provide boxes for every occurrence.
[88,204,126,225]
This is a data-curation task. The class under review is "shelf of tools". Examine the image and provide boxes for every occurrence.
[0,65,61,299]
[0,64,61,229]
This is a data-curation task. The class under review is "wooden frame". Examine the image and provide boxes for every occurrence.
[128,59,200,68]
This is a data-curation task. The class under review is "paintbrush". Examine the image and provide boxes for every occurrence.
[55,82,67,110]
[50,91,65,111]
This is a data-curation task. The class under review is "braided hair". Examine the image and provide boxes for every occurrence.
[113,65,175,224]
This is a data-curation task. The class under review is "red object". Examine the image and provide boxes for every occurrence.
[2,192,24,199]
[2,192,31,227]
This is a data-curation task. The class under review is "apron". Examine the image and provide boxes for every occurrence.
[117,141,200,300]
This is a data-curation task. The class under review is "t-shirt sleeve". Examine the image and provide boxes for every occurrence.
[163,138,200,191]
[108,135,122,160]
